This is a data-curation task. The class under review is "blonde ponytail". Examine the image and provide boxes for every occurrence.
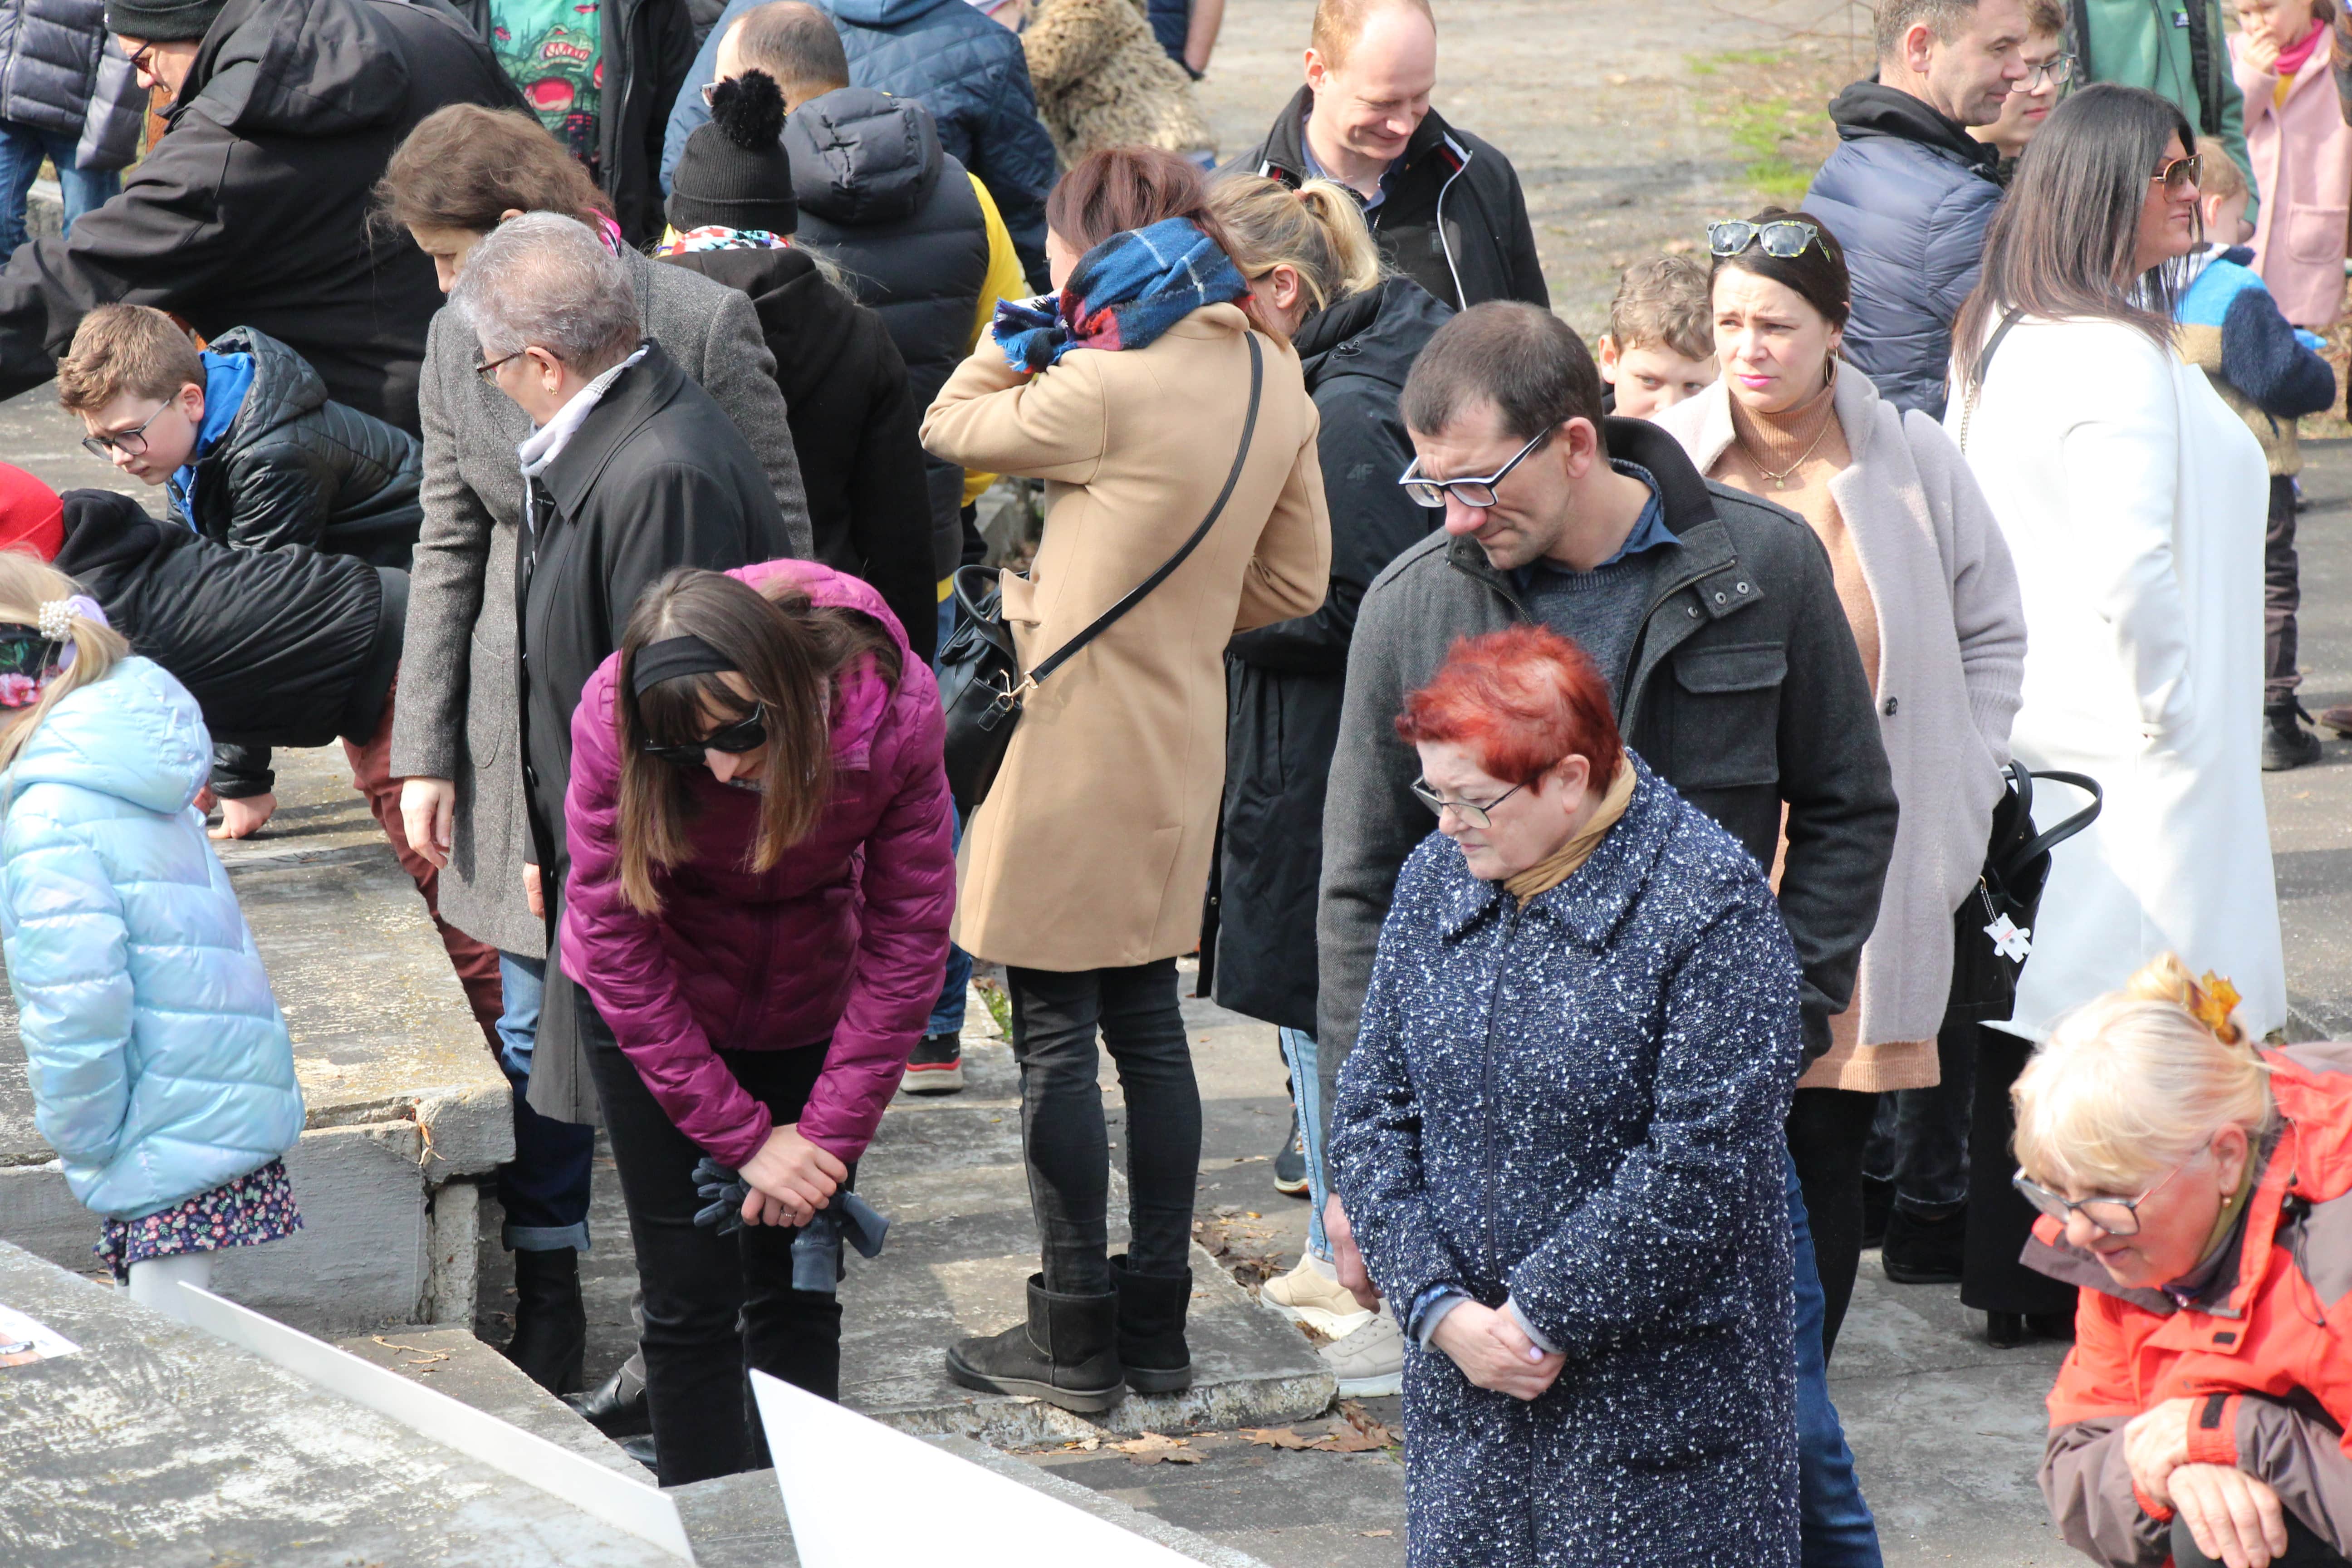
[2012,951,2273,1196]
[0,553,127,774]
[1208,174,1387,323]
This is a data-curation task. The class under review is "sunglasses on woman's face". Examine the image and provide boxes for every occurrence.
[2152,154,2204,196]
[1707,219,1823,260]
[642,702,768,766]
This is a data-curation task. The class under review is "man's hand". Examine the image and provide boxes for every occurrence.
[2169,1465,2289,1568]
[401,778,456,870]
[2124,1397,2198,1508]
[208,792,276,840]
[524,862,544,920]
[1323,1195,1382,1310]
[738,1123,848,1229]
[1429,1301,1566,1401]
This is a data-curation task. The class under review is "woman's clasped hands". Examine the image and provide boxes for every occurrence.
[737,1122,848,1229]
[1430,1300,1567,1402]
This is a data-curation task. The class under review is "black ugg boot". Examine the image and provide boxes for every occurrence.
[945,1273,1124,1413]
[505,1247,587,1396]
[1110,1254,1193,1395]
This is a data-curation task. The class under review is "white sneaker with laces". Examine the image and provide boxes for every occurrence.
[1318,1304,1403,1397]
[1260,1254,1374,1338]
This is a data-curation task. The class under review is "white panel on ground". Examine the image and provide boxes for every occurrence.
[753,1369,1198,1567]
[176,1284,696,1562]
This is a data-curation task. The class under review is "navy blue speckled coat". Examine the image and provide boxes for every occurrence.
[1330,755,1801,1567]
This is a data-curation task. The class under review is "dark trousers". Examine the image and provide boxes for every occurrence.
[2174,1511,2349,1567]
[584,1004,847,1487]
[1963,1025,2077,1316]
[1863,1015,1979,1217]
[1787,1086,1878,1359]
[2268,474,2302,712]
[1004,959,1200,1296]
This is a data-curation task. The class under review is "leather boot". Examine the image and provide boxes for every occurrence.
[562,1352,649,1436]
[946,1273,1124,1413]
[1110,1254,1193,1395]
[505,1247,586,1396]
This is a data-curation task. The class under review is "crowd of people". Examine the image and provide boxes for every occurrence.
[5,0,2352,1561]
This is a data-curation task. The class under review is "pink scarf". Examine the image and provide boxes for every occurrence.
[2277,18,2327,80]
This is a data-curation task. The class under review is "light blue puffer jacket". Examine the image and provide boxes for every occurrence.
[0,657,302,1220]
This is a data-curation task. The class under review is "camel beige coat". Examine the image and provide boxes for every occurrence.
[922,303,1331,971]
[1657,367,2026,1089]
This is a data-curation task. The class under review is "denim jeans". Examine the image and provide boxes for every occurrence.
[926,597,972,1039]
[1789,1151,1884,1567]
[0,118,119,254]
[494,952,596,1253]
[1277,1027,1331,1261]
[1863,1015,1976,1218]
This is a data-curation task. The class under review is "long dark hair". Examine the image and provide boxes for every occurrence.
[613,569,902,915]
[1952,84,2195,396]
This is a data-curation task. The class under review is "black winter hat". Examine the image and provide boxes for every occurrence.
[103,0,225,41]
[667,71,800,235]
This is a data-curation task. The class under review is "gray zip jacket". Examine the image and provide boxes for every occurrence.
[1315,417,1899,1137]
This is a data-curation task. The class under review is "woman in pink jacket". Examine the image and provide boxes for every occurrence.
[562,559,953,1486]
[2236,0,2352,328]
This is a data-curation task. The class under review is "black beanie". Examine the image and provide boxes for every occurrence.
[104,0,224,41]
[667,71,799,235]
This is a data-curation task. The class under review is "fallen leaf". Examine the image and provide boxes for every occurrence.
[1241,1426,1314,1450]
[1162,1449,1205,1464]
[1113,1431,1186,1454]
[1078,1436,1101,1451]
[1244,1211,1261,1220]
[1360,1528,1394,1537]
[1315,1424,1392,1452]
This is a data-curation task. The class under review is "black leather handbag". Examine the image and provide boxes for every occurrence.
[1945,763,2104,1022]
[936,333,1264,814]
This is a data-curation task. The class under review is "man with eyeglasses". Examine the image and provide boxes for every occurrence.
[1315,299,1898,1566]
[1969,0,2073,177]
[1806,0,2029,419]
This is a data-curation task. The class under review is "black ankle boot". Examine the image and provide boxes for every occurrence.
[563,1355,649,1436]
[1881,1205,1966,1285]
[505,1247,586,1396]
[945,1273,1124,1413]
[1110,1254,1193,1395]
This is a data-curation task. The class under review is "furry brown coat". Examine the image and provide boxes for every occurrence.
[1022,0,1210,166]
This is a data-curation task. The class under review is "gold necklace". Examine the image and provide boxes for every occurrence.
[1738,395,1838,490]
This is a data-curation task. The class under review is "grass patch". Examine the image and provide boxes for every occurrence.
[1689,45,1848,206]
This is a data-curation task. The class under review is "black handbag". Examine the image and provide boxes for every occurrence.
[936,333,1265,814]
[1946,763,2104,1022]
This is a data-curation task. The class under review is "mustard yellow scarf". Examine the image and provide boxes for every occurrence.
[1503,761,1637,906]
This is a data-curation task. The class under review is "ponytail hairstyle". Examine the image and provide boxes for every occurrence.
[1206,174,1387,333]
[0,552,127,775]
[612,569,901,916]
[2012,952,2274,1198]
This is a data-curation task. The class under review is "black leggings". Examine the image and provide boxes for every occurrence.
[2175,1511,2350,1567]
[1005,959,1200,1296]
[1787,1086,1878,1359]
[1963,1025,2077,1317]
[584,1003,849,1488]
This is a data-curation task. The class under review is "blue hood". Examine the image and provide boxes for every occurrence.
[3,657,211,817]
[827,0,956,20]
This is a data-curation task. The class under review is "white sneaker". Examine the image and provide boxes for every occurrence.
[1261,1254,1374,1338]
[1318,1305,1403,1397]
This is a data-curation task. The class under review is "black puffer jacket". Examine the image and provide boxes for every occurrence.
[179,325,424,569]
[54,488,403,749]
[1209,276,1451,1031]
[0,0,522,433]
[659,245,936,660]
[787,86,988,580]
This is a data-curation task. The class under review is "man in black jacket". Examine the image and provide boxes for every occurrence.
[0,0,523,434]
[1235,0,1546,312]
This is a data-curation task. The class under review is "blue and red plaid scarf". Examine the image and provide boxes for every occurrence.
[992,217,1250,372]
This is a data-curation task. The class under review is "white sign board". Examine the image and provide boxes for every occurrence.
[752,1371,1200,1568]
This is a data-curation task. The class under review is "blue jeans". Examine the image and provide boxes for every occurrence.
[926,596,973,1039]
[0,118,119,254]
[495,952,596,1253]
[1788,1151,1883,1567]
[1277,1027,1331,1261]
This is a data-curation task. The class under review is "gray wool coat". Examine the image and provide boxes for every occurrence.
[390,248,812,956]
[1330,756,1801,1567]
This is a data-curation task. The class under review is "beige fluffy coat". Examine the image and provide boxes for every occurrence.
[1022,0,1213,166]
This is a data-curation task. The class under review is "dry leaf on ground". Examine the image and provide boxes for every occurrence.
[1113,1431,1187,1454]
[1241,1426,1315,1450]
[1360,1528,1395,1537]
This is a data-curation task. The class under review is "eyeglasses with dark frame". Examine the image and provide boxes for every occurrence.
[642,701,770,766]
[1410,776,1525,830]
[78,401,176,460]
[1398,428,1552,510]
[475,350,524,384]
[2015,54,2075,92]
[2152,153,2204,196]
[2009,1148,2205,1239]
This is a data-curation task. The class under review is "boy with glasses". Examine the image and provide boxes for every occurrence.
[1970,0,2073,176]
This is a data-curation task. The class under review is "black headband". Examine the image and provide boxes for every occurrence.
[631,634,736,694]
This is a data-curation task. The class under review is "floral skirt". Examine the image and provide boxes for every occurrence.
[95,1159,302,1283]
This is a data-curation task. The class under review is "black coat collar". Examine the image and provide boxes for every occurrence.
[539,339,687,518]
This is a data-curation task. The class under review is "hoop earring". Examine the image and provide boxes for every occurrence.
[1823,352,1840,391]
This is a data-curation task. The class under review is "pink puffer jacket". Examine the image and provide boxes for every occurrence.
[560,559,953,1168]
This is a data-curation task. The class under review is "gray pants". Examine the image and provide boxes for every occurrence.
[1862,1016,1978,1218]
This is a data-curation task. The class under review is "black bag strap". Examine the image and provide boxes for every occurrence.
[1026,333,1265,688]
[2014,769,2103,867]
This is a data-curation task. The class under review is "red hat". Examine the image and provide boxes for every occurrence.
[0,465,62,564]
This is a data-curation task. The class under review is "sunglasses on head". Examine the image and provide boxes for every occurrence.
[1708,219,1823,260]
[642,701,769,766]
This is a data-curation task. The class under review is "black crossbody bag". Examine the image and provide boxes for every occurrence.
[936,333,1265,813]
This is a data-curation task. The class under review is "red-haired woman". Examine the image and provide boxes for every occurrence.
[1329,625,1804,1567]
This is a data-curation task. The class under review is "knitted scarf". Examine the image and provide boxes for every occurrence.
[655,225,791,255]
[992,217,1249,372]
[1503,760,1638,906]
